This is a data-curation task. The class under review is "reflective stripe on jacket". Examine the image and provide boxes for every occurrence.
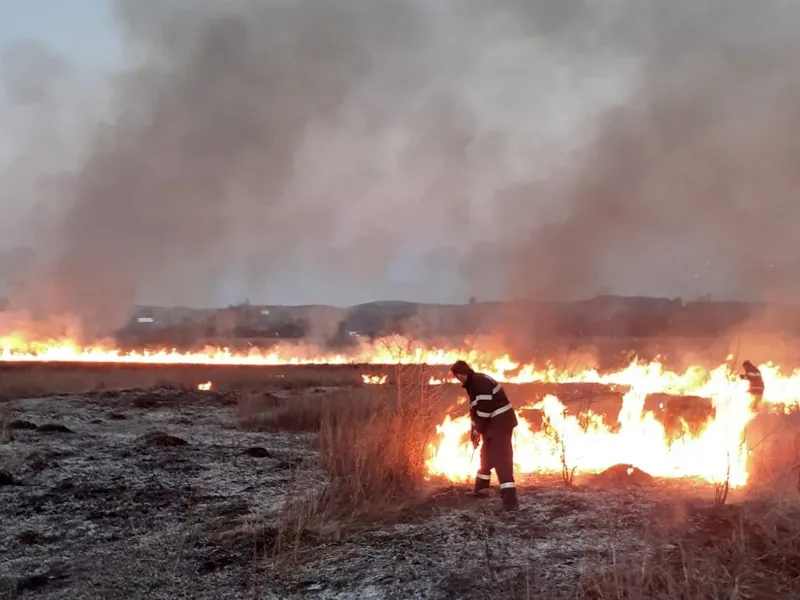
[743,364,765,393]
[463,371,518,434]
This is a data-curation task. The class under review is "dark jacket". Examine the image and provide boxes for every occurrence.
[462,371,518,435]
[741,363,765,394]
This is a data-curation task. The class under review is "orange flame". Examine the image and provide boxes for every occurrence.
[2,333,798,486]
[197,381,212,391]
[423,363,800,487]
[361,374,388,385]
[0,333,502,366]
[426,388,756,487]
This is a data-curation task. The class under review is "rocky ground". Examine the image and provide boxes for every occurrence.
[0,387,767,599]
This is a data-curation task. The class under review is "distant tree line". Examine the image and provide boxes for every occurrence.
[110,296,800,349]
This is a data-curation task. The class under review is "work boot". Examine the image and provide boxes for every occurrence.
[472,474,491,496]
[501,487,519,511]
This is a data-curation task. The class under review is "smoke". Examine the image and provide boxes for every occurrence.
[491,1,800,304]
[0,42,73,254]
[1,0,800,339]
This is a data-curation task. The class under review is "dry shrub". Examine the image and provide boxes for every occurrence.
[315,402,434,517]
[576,499,800,599]
[311,370,445,519]
[278,373,446,529]
[264,383,446,565]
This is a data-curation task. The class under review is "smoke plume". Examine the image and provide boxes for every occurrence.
[1,0,799,338]
[491,1,800,304]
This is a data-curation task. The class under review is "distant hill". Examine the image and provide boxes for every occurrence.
[109,296,800,349]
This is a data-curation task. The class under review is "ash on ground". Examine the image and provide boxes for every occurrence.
[1,389,724,599]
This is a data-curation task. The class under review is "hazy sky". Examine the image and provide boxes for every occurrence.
[1,1,799,330]
[0,0,123,68]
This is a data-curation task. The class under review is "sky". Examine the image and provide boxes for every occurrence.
[0,0,123,70]
[1,0,800,332]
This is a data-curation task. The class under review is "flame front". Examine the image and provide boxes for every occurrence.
[2,332,799,486]
[0,333,510,366]
[426,388,756,487]
[424,365,794,487]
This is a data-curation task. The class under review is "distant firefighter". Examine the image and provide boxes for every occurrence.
[451,360,519,511]
[740,360,764,409]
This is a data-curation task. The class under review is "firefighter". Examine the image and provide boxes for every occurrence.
[740,360,764,411]
[451,360,519,511]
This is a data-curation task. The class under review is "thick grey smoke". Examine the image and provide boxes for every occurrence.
[2,0,800,338]
[489,1,800,304]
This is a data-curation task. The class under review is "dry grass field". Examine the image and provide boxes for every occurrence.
[1,361,800,599]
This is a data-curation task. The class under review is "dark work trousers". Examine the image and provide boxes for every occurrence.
[475,428,515,490]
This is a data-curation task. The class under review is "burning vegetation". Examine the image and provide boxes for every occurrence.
[2,335,800,598]
[1,333,798,490]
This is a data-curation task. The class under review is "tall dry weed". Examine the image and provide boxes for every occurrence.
[276,366,447,524]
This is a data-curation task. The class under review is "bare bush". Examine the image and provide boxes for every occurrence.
[540,406,581,487]
[316,368,445,517]
[273,369,447,538]
[315,398,431,517]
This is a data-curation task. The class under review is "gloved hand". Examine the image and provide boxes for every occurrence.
[470,428,481,449]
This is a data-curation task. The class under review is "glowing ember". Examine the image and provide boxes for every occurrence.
[197,381,212,391]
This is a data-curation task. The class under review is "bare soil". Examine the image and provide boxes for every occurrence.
[0,388,315,599]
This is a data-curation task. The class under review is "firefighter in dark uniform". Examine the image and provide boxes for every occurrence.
[740,360,764,411]
[451,360,519,511]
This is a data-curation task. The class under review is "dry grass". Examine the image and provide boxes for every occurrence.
[257,378,800,598]
[575,499,800,599]
[267,370,449,561]
[0,363,376,402]
[7,358,800,597]
[314,393,438,518]
[573,420,800,600]
[235,389,380,433]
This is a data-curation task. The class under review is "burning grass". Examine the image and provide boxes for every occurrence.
[4,359,800,598]
[251,369,800,598]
